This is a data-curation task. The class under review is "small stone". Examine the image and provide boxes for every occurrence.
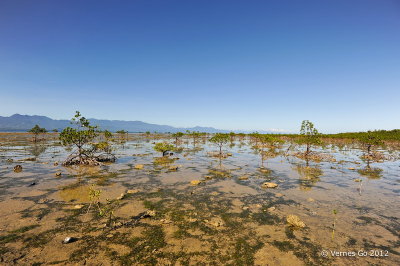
[168,165,178,171]
[204,175,212,179]
[267,207,276,212]
[117,193,125,200]
[127,189,140,194]
[354,179,362,182]
[74,204,84,209]
[145,210,156,217]
[286,215,306,228]
[238,176,249,180]
[190,180,202,186]
[13,165,22,172]
[106,234,114,238]
[259,168,271,174]
[307,198,315,202]
[55,172,62,177]
[275,193,283,197]
[348,167,356,170]
[62,237,78,244]
[54,162,59,166]
[28,182,37,187]
[261,182,278,188]
[134,164,144,170]
[226,153,233,156]
[205,218,224,227]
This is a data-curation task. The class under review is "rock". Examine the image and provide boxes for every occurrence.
[286,215,306,228]
[190,180,202,186]
[74,204,84,209]
[354,179,362,182]
[106,234,114,238]
[238,176,249,180]
[54,162,59,166]
[205,217,224,228]
[144,210,156,217]
[226,153,233,156]
[259,168,271,174]
[307,198,315,202]
[117,193,125,200]
[348,167,356,170]
[204,175,212,179]
[261,182,278,189]
[62,237,78,244]
[168,165,179,171]
[6,159,14,163]
[55,172,62,177]
[267,206,276,212]
[134,164,144,170]
[127,189,140,194]
[13,165,22,172]
[275,193,283,197]
[28,182,37,187]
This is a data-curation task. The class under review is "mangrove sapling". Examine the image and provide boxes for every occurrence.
[87,185,102,216]
[229,132,236,144]
[209,133,230,157]
[29,124,47,143]
[154,142,175,157]
[172,132,184,147]
[60,111,116,165]
[331,209,338,241]
[358,131,384,164]
[297,120,322,161]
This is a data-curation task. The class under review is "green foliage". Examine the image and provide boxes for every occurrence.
[29,124,47,134]
[59,111,108,164]
[357,131,383,154]
[154,142,175,156]
[116,130,128,134]
[103,130,113,140]
[172,132,184,146]
[297,120,321,155]
[29,124,47,142]
[209,133,230,155]
[60,111,98,148]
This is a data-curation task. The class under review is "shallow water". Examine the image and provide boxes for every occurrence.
[0,133,399,265]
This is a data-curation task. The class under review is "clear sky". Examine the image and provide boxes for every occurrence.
[0,0,399,133]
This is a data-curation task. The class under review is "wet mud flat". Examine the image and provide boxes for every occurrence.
[0,133,399,265]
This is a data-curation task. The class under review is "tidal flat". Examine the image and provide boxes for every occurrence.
[0,133,399,265]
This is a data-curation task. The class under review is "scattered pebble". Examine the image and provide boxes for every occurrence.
[354,179,362,182]
[261,182,278,188]
[238,176,249,180]
[13,165,22,172]
[286,215,306,228]
[168,165,179,171]
[190,180,202,186]
[62,237,78,244]
[134,164,144,170]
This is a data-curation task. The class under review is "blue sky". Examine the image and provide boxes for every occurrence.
[0,0,399,133]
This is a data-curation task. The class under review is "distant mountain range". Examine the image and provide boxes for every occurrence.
[0,114,230,133]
